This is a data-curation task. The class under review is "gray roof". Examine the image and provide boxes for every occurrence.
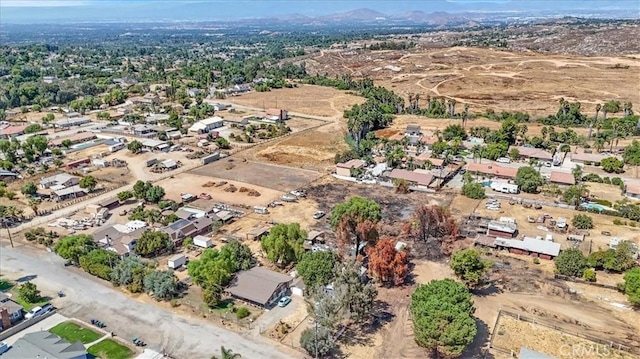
[0,169,18,177]
[0,299,23,314]
[92,225,126,243]
[40,173,77,185]
[52,185,86,197]
[3,331,87,359]
[519,347,556,359]
[226,267,292,306]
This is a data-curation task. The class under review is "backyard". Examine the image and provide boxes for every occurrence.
[49,321,102,344]
[88,338,135,359]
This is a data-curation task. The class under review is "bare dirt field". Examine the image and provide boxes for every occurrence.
[305,47,640,117]
[227,85,365,118]
[154,172,284,208]
[188,159,323,192]
[492,314,636,359]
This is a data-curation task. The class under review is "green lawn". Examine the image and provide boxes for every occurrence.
[88,339,134,359]
[210,299,235,314]
[49,322,103,344]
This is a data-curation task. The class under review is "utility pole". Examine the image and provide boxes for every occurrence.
[2,220,14,248]
[314,319,318,359]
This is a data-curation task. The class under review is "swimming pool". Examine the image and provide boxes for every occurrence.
[580,203,616,212]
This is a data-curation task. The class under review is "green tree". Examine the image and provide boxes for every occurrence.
[297,251,337,289]
[588,240,637,272]
[23,124,43,134]
[127,140,143,154]
[554,248,588,277]
[79,175,98,192]
[18,282,41,303]
[135,231,174,257]
[79,248,120,280]
[143,270,179,301]
[330,196,382,256]
[601,157,624,173]
[583,268,597,282]
[261,223,306,266]
[21,182,38,196]
[442,124,467,141]
[621,267,640,307]
[461,183,485,199]
[300,326,335,358]
[54,234,97,264]
[145,185,165,203]
[515,166,544,193]
[623,140,640,165]
[117,190,134,202]
[450,249,491,288]
[219,239,255,272]
[215,137,231,149]
[572,165,583,182]
[111,256,148,290]
[410,279,477,358]
[572,214,594,229]
[563,184,589,206]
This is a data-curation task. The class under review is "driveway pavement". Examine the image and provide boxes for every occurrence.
[254,296,303,334]
[0,243,298,359]
[2,313,68,346]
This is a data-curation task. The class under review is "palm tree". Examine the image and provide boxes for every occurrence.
[559,144,571,162]
[449,99,457,117]
[471,144,482,163]
[29,198,41,216]
[211,346,241,359]
[462,104,469,129]
[587,104,601,140]
[572,165,583,182]
[594,136,606,153]
[623,102,633,117]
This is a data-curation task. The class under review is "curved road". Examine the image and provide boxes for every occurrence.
[0,243,297,359]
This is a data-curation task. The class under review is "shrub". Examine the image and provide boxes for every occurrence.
[583,268,597,282]
[613,219,623,225]
[533,257,540,264]
[461,183,485,199]
[572,214,594,229]
[631,222,637,228]
[593,199,612,207]
[235,306,250,319]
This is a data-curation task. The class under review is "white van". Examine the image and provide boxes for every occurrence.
[496,157,511,164]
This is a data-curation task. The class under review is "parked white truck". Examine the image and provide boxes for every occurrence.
[490,182,519,194]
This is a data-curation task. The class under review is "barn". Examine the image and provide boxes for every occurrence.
[495,237,561,260]
[487,221,518,238]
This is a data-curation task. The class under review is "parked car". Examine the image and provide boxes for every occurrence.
[25,306,46,319]
[278,296,292,307]
[313,211,325,219]
[0,341,9,355]
[42,303,55,313]
[496,157,511,163]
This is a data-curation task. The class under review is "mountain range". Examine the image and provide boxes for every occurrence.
[1,0,638,24]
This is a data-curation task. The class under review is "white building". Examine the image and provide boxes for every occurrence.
[188,116,224,134]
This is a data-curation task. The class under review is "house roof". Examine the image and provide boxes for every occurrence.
[40,173,77,185]
[226,267,293,306]
[200,116,224,125]
[488,220,518,234]
[571,152,608,163]
[405,124,421,133]
[307,230,325,241]
[467,163,518,179]
[0,299,23,313]
[336,159,365,169]
[513,146,553,160]
[97,197,119,207]
[162,159,177,168]
[216,210,233,221]
[422,136,438,145]
[0,169,18,177]
[52,185,87,197]
[3,331,88,359]
[247,226,270,238]
[92,225,126,243]
[141,139,166,148]
[426,158,444,167]
[475,235,498,248]
[192,216,213,231]
[626,182,640,195]
[49,132,96,146]
[495,236,561,257]
[549,171,576,185]
[388,168,434,186]
[519,347,555,359]
[0,124,28,136]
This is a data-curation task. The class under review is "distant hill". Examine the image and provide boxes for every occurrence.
[319,8,387,21]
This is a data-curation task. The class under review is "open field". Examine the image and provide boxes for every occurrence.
[226,84,365,118]
[305,47,640,117]
[189,159,323,193]
[154,172,284,208]
[491,313,636,359]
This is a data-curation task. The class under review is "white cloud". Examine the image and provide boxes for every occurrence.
[1,0,88,7]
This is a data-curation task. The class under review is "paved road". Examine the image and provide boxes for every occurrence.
[0,244,297,359]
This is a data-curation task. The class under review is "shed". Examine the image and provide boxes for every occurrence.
[247,226,270,241]
[307,230,325,243]
[193,235,213,248]
[168,254,187,269]
[85,204,102,215]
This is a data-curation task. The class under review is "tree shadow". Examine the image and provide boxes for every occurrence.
[15,274,37,283]
[462,318,495,359]
[403,262,417,286]
[472,283,503,297]
[363,299,395,335]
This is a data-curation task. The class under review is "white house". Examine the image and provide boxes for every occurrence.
[188,116,224,134]
[39,173,80,189]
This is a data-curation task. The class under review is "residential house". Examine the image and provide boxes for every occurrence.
[52,185,87,202]
[335,159,366,177]
[0,170,19,182]
[53,117,91,129]
[162,216,215,245]
[39,173,80,189]
[467,162,518,180]
[414,152,444,168]
[0,293,24,329]
[188,117,224,134]
[131,124,157,137]
[404,124,421,136]
[129,93,162,107]
[0,124,28,139]
[212,103,231,111]
[549,171,576,186]
[571,152,608,165]
[146,114,170,123]
[92,224,145,257]
[3,331,88,359]
[624,182,640,200]
[494,236,561,260]
[225,266,293,308]
[141,139,169,152]
[487,220,518,238]
[387,168,435,189]
[265,108,289,121]
[175,207,207,220]
[511,146,553,162]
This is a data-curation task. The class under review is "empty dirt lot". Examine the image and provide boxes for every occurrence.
[305,47,640,117]
[188,159,323,192]
[226,84,365,118]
